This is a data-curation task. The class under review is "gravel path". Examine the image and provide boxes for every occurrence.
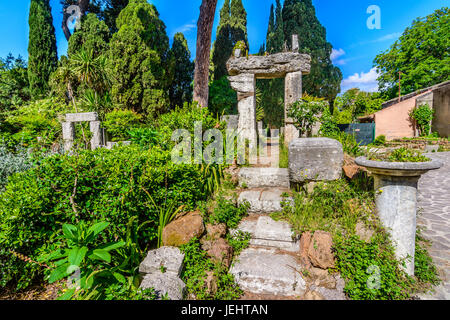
[417,152,450,300]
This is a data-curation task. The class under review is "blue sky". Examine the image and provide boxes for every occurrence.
[0,0,447,93]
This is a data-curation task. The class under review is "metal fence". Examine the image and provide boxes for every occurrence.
[337,123,376,146]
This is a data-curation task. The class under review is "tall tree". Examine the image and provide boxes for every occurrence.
[108,0,170,118]
[282,0,342,101]
[101,0,130,34]
[68,13,111,58]
[229,0,248,47]
[60,0,102,41]
[0,55,30,115]
[169,33,194,108]
[28,0,58,100]
[266,4,275,48]
[211,0,232,81]
[374,7,449,100]
[193,0,218,108]
[267,0,284,53]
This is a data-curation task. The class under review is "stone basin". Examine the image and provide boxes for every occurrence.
[355,156,443,276]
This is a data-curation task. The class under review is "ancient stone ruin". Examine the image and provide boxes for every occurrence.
[62,112,103,152]
[226,35,311,148]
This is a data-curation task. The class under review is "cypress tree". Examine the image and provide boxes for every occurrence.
[211,0,233,81]
[169,33,194,108]
[28,0,58,100]
[266,4,275,51]
[108,0,170,118]
[230,0,248,48]
[282,0,342,101]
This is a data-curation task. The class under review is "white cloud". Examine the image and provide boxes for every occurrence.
[171,20,197,37]
[352,32,402,47]
[341,67,380,92]
[331,48,345,61]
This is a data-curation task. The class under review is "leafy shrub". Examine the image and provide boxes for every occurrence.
[319,107,340,137]
[127,127,161,147]
[372,135,386,146]
[208,77,237,116]
[288,94,328,137]
[207,197,249,229]
[226,231,251,256]
[409,104,434,137]
[334,233,414,300]
[0,144,205,290]
[180,239,243,300]
[369,147,430,162]
[323,131,362,157]
[103,109,142,141]
[0,144,33,191]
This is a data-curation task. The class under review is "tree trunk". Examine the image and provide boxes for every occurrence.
[193,0,218,108]
[62,0,90,41]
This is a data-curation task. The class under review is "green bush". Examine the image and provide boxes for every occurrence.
[409,104,434,137]
[103,109,142,141]
[372,135,386,146]
[0,144,206,290]
[207,197,249,229]
[0,144,33,191]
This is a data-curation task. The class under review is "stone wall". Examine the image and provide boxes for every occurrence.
[432,84,450,138]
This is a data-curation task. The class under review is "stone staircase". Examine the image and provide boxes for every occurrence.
[230,167,346,300]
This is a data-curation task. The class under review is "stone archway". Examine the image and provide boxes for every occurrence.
[226,35,311,148]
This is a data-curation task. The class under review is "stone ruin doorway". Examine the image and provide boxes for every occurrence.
[226,35,311,153]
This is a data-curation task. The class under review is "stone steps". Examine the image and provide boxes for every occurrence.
[238,188,293,214]
[238,168,289,188]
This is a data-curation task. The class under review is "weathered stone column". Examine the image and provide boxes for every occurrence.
[89,121,103,150]
[229,73,258,158]
[284,71,302,147]
[62,121,75,153]
[355,157,443,276]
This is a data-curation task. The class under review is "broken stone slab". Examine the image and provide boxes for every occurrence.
[252,216,299,252]
[239,168,290,188]
[238,188,293,214]
[139,246,185,277]
[289,138,344,183]
[227,52,311,79]
[228,73,255,93]
[89,121,103,150]
[139,272,186,300]
[65,112,99,122]
[230,247,306,297]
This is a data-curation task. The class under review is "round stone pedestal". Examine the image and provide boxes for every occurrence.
[355,157,442,276]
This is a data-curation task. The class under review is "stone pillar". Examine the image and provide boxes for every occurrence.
[90,121,103,150]
[229,73,258,161]
[373,175,419,276]
[62,121,75,153]
[284,71,302,147]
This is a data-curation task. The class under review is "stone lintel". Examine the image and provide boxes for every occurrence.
[227,52,311,78]
[65,112,99,122]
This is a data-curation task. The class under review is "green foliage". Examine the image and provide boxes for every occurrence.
[200,164,225,196]
[372,135,386,146]
[28,0,58,99]
[169,33,194,108]
[287,95,328,137]
[103,109,142,141]
[374,8,450,99]
[100,0,130,34]
[208,77,237,116]
[127,127,161,147]
[180,239,243,300]
[324,131,363,157]
[108,0,170,119]
[39,221,126,300]
[0,145,206,289]
[414,232,440,285]
[226,231,251,256]
[409,104,434,137]
[276,180,373,234]
[67,13,111,58]
[369,147,430,162]
[333,88,383,123]
[207,197,249,229]
[0,144,33,192]
[0,54,30,116]
[334,234,414,300]
[319,107,340,137]
[3,98,68,148]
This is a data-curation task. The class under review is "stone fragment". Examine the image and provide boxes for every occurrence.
[230,247,306,297]
[204,271,218,296]
[89,121,103,150]
[304,290,324,300]
[289,138,344,183]
[62,122,75,153]
[252,216,299,252]
[139,246,185,276]
[205,223,227,240]
[311,268,336,289]
[307,231,335,269]
[355,221,374,243]
[139,272,185,300]
[162,211,205,247]
[65,112,99,122]
[299,231,312,268]
[203,238,234,268]
[239,168,290,188]
[343,154,367,179]
[238,188,293,214]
